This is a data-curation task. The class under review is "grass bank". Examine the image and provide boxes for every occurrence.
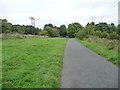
[2,37,68,88]
[77,39,118,66]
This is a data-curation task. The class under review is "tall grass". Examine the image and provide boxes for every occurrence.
[77,36,118,66]
[84,36,118,51]
[80,40,118,65]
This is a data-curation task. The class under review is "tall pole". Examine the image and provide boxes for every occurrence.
[29,17,35,27]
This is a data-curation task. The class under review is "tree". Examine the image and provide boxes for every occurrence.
[85,22,95,35]
[44,26,60,37]
[24,25,40,35]
[76,28,88,40]
[90,22,95,26]
[39,30,48,36]
[117,24,120,35]
[43,23,53,30]
[67,22,83,38]
[109,32,118,39]
[52,27,60,37]
[94,22,116,33]
[101,32,110,39]
[17,25,25,34]
[2,22,13,33]
[95,31,102,38]
[44,26,53,37]
[59,25,67,37]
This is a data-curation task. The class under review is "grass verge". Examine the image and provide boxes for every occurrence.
[2,37,68,88]
[77,39,118,66]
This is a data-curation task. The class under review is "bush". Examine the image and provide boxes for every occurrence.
[109,32,119,39]
[76,29,88,40]
[101,32,110,39]
[39,31,48,36]
[107,41,115,50]
[95,30,102,38]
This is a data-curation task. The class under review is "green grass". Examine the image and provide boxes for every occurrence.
[77,40,118,66]
[2,37,68,88]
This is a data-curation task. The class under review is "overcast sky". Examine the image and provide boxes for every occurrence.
[0,0,119,29]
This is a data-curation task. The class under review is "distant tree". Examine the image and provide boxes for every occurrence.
[110,23,117,32]
[39,30,48,36]
[44,26,53,37]
[95,31,102,38]
[101,32,110,39]
[17,25,25,34]
[43,23,53,30]
[94,22,117,33]
[24,25,39,35]
[0,19,2,33]
[2,22,13,33]
[90,22,95,26]
[85,22,95,35]
[59,25,67,37]
[1,19,7,23]
[67,22,83,38]
[117,24,120,35]
[52,27,60,37]
[44,26,60,37]
[86,22,90,26]
[76,28,88,40]
[109,32,118,39]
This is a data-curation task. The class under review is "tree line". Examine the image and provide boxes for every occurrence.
[1,19,120,39]
[1,19,41,35]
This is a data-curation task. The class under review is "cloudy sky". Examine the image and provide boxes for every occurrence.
[0,0,119,29]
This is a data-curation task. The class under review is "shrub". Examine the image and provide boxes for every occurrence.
[109,32,119,39]
[107,41,115,50]
[101,32,110,39]
[39,31,48,36]
[76,29,88,40]
[95,30,102,38]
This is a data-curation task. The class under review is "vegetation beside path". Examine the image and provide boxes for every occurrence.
[76,37,119,66]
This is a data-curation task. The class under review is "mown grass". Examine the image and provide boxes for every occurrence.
[2,37,68,88]
[78,40,118,66]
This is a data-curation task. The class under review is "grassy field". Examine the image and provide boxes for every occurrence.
[78,39,118,66]
[2,37,68,88]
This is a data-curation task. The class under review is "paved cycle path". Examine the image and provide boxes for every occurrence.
[61,39,119,88]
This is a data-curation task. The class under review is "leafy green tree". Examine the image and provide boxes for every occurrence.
[59,25,67,37]
[17,25,25,34]
[45,26,60,37]
[76,29,88,40]
[44,26,53,37]
[117,24,120,35]
[2,19,13,33]
[0,19,2,33]
[109,32,118,39]
[39,30,48,36]
[24,25,40,35]
[67,22,83,38]
[2,22,13,33]
[85,22,95,35]
[94,22,117,33]
[111,23,117,32]
[101,32,110,39]
[95,31,102,38]
[52,28,60,37]
[43,23,53,30]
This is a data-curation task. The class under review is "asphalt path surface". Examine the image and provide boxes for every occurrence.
[61,39,119,88]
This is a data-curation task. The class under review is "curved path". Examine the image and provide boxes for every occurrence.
[61,39,118,88]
